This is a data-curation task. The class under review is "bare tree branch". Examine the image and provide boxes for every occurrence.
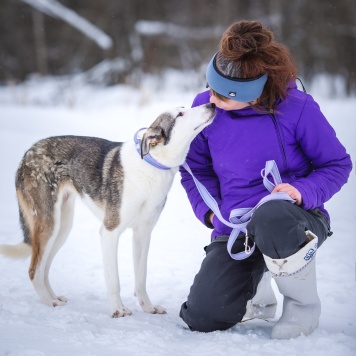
[21,0,113,50]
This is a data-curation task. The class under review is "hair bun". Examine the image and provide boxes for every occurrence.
[220,20,273,61]
[214,19,297,110]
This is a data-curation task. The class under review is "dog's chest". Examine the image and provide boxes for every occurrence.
[120,142,175,209]
[124,166,174,202]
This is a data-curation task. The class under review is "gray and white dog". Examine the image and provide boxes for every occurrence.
[0,103,215,317]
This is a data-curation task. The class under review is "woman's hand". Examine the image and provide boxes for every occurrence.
[272,183,303,205]
[209,212,215,225]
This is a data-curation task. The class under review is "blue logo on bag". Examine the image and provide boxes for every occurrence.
[304,248,316,261]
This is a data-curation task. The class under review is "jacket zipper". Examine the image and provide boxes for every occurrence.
[270,112,288,172]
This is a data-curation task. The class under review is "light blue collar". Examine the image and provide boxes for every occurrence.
[134,128,171,170]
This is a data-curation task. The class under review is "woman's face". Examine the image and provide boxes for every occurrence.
[209,93,251,111]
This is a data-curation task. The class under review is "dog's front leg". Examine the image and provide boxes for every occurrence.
[100,226,132,317]
[132,225,166,314]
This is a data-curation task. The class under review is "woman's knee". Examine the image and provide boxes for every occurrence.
[250,200,293,227]
[179,296,245,332]
[179,256,265,332]
[247,200,307,258]
[179,239,266,332]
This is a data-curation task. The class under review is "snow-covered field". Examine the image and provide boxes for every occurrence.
[0,78,355,356]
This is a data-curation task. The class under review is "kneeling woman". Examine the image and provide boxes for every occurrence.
[179,20,352,339]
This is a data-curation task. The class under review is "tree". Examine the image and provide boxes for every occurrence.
[0,0,354,95]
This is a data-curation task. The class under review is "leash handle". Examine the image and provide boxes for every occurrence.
[182,160,295,260]
[261,160,283,192]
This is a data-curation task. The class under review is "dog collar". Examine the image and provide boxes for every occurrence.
[206,52,268,102]
[134,128,171,170]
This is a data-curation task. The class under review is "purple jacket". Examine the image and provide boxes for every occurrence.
[180,86,352,239]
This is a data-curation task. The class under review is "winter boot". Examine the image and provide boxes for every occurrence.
[263,230,320,339]
[243,271,277,320]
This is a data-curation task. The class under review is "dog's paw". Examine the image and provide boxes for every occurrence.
[51,297,67,307]
[142,304,167,314]
[112,308,132,318]
[152,305,167,314]
[56,295,68,303]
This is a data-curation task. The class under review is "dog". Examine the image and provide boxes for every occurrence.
[0,103,215,317]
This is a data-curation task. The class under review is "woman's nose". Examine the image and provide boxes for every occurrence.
[210,95,218,105]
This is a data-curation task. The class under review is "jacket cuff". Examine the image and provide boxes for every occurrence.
[204,210,214,229]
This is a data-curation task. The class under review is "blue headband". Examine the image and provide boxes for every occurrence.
[206,53,268,102]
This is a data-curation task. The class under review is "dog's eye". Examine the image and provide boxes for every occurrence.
[177,112,184,117]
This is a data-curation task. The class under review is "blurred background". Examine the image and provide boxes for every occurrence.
[0,0,355,97]
[0,4,355,353]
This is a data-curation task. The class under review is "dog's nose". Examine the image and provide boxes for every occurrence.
[206,103,216,109]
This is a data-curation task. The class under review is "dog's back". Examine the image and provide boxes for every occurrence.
[15,136,123,276]
[17,135,123,202]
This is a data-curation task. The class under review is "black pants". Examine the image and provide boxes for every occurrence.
[179,200,330,332]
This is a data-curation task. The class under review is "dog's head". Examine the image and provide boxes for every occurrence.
[140,103,215,167]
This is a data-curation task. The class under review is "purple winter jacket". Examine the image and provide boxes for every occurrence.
[180,85,352,239]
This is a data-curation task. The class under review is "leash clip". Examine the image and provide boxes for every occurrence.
[244,232,252,254]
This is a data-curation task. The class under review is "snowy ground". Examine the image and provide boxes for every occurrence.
[0,78,355,356]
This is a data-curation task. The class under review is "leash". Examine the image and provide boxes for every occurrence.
[133,128,295,260]
[134,128,171,170]
[181,160,295,260]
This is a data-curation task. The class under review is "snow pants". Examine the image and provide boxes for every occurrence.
[179,200,330,332]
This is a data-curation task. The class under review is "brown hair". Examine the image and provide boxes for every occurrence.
[212,20,297,111]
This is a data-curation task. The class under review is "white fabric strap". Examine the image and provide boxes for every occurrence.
[182,160,295,260]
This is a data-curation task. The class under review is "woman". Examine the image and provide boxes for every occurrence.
[179,20,352,339]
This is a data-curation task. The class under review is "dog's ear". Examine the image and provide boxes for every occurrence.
[140,128,163,158]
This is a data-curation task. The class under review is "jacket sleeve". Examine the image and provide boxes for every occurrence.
[292,95,352,210]
[179,92,222,226]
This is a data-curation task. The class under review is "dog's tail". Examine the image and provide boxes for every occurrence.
[0,242,32,259]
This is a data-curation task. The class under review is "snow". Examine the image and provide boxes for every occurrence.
[0,77,355,356]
